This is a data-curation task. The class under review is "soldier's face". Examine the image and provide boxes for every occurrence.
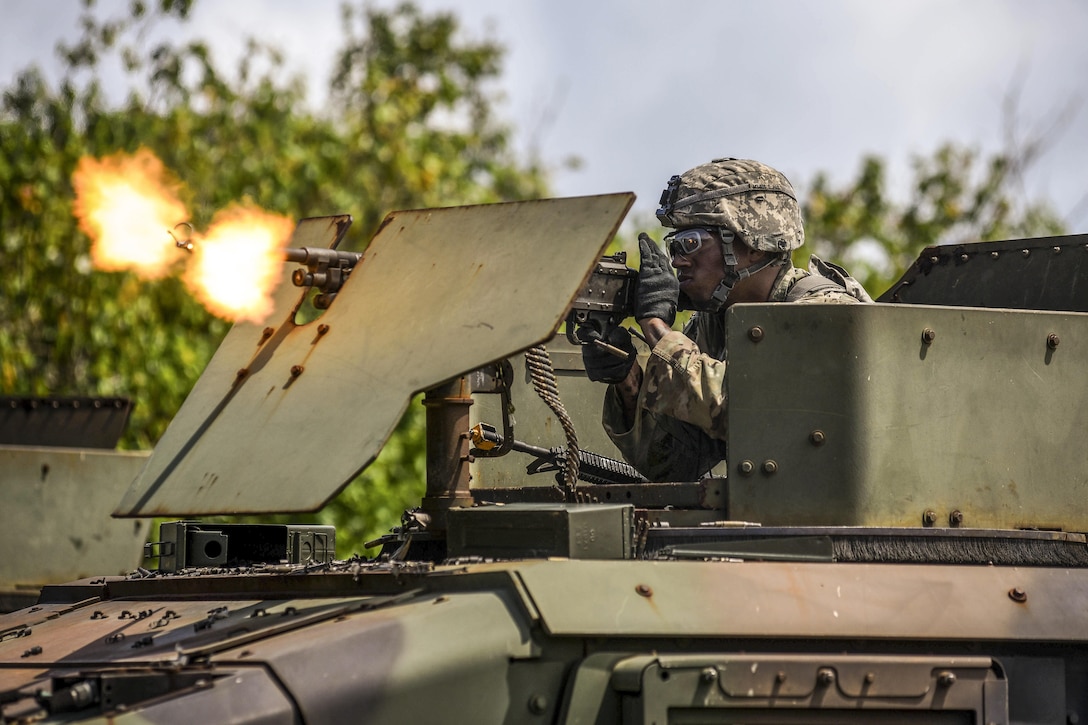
[670,228,726,306]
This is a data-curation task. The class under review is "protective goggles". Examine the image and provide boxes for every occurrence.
[664,227,718,258]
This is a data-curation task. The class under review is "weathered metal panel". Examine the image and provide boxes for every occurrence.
[250,590,534,724]
[881,233,1088,311]
[0,397,133,449]
[516,559,1088,642]
[618,654,1007,721]
[115,195,634,516]
[447,503,633,559]
[0,447,149,591]
[726,303,1088,529]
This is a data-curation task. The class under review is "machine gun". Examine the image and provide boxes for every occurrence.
[284,247,363,309]
[470,422,646,486]
[564,251,639,357]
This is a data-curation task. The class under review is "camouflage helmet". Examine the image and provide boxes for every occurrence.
[656,158,805,254]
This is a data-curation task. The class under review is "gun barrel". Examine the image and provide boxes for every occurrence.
[283,247,362,268]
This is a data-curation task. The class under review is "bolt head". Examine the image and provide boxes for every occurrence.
[528,694,548,714]
[748,326,765,343]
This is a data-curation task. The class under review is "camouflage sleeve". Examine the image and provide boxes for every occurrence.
[599,329,728,481]
[641,331,728,437]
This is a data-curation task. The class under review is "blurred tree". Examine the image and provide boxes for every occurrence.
[1,0,1072,555]
[801,142,1067,297]
[0,0,548,553]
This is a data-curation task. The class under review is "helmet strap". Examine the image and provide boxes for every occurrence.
[702,228,787,312]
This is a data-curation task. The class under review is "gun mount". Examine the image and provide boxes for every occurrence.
[564,251,639,356]
[284,245,363,309]
[4,196,1088,723]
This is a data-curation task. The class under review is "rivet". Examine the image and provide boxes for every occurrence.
[260,326,274,343]
[1047,333,1060,349]
[528,694,548,714]
[960,253,969,262]
[701,667,718,683]
[937,671,956,687]
[1009,587,1027,603]
[636,584,653,597]
[748,326,764,343]
[775,671,787,683]
[929,256,939,264]
[921,328,936,344]
[991,251,1000,259]
[317,324,330,335]
[923,510,938,526]
[235,368,248,380]
[738,460,755,476]
[864,672,876,684]
[1054,246,1062,255]
[290,365,304,378]
[809,429,826,446]
[949,510,964,527]
[817,668,835,686]
[1022,249,1030,258]
[761,460,778,475]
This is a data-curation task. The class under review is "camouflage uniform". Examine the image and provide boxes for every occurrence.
[602,262,862,481]
[595,157,871,481]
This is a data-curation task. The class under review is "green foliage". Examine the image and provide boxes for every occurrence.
[1,0,547,554]
[2,0,1070,558]
[801,145,1066,296]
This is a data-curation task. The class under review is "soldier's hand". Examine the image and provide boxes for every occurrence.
[635,233,679,326]
[580,326,637,384]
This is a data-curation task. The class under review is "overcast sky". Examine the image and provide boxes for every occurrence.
[4,0,1087,232]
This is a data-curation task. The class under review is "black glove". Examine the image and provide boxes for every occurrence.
[580,325,637,384]
[634,233,679,326]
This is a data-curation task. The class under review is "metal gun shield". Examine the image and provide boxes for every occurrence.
[114,194,634,516]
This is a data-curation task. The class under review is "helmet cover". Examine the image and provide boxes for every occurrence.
[656,158,804,253]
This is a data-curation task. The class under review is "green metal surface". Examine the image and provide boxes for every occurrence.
[0,447,149,591]
[114,195,634,517]
[513,558,1088,641]
[447,503,633,559]
[880,232,1088,311]
[726,302,1088,529]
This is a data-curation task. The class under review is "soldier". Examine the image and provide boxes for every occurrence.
[582,158,871,481]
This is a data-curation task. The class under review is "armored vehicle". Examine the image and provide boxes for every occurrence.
[3,194,1088,723]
